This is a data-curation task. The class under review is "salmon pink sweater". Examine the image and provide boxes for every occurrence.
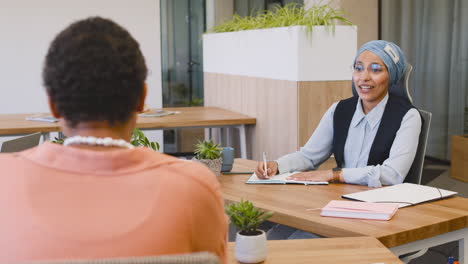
[0,142,227,263]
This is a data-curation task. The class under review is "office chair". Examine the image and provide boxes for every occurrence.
[0,132,41,153]
[22,252,220,264]
[395,64,432,184]
[352,64,432,184]
[405,109,432,184]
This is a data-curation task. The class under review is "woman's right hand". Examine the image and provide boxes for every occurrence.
[255,161,279,179]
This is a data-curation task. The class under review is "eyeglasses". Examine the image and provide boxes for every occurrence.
[352,63,387,75]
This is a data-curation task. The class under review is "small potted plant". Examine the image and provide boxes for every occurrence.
[193,139,223,176]
[225,199,273,263]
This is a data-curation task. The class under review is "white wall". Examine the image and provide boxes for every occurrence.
[0,0,163,147]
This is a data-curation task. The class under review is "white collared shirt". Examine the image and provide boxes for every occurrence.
[276,93,422,187]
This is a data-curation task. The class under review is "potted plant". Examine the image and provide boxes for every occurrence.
[130,128,160,151]
[203,2,356,82]
[193,139,223,176]
[225,199,273,263]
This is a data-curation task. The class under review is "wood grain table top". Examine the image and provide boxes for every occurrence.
[0,113,59,134]
[221,159,468,248]
[227,237,403,264]
[0,107,256,135]
[136,107,256,129]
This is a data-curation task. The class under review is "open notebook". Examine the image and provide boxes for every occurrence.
[246,172,328,185]
[342,183,457,208]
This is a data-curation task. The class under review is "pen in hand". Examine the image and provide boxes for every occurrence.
[262,152,269,178]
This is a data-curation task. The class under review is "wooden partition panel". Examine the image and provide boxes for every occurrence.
[205,73,353,160]
[205,73,297,160]
[298,81,352,146]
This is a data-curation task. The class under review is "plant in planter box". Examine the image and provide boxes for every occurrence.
[203,1,356,87]
[204,2,355,80]
[193,139,223,176]
[226,199,273,263]
[208,2,352,35]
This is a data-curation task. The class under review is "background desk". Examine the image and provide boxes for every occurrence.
[0,107,256,158]
[222,159,468,263]
[227,237,403,264]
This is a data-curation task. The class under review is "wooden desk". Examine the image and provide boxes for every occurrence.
[222,159,468,263]
[0,107,256,158]
[0,113,59,135]
[228,237,403,264]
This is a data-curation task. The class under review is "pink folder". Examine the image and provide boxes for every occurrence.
[320,200,399,221]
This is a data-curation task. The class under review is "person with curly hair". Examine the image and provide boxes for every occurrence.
[0,17,227,263]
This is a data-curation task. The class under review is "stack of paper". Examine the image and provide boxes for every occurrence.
[26,116,58,123]
[138,110,178,117]
[320,200,399,221]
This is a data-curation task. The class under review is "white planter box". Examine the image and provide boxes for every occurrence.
[203,25,357,81]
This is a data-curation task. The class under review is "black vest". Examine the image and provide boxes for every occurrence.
[332,95,414,168]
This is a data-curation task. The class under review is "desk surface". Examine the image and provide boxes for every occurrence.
[227,237,403,264]
[0,107,256,135]
[221,159,468,248]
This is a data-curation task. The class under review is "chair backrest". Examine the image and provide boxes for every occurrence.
[405,110,432,184]
[389,64,414,103]
[387,63,431,184]
[0,132,41,153]
[23,252,220,264]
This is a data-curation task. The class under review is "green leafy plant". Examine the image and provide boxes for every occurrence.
[208,2,352,35]
[52,128,160,151]
[130,128,160,151]
[225,199,274,236]
[52,137,65,144]
[194,139,222,160]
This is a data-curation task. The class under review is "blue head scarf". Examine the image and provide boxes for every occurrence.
[352,40,408,97]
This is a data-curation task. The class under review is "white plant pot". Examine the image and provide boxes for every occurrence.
[235,230,267,263]
[192,157,222,177]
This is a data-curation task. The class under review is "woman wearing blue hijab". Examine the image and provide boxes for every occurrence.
[255,40,422,187]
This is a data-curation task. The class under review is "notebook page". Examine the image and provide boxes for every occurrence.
[247,172,328,185]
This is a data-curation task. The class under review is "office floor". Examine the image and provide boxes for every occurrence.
[425,167,468,198]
